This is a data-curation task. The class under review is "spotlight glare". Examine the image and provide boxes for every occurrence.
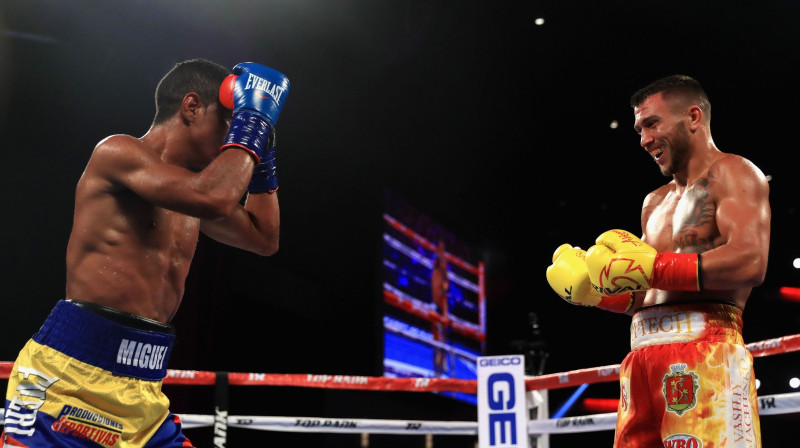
[790,377,800,389]
[535,18,545,26]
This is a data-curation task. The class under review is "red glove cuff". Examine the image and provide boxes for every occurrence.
[220,143,261,164]
[652,252,701,291]
[596,293,634,313]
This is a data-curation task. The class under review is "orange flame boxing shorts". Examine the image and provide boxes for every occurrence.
[2,299,194,447]
[614,301,760,448]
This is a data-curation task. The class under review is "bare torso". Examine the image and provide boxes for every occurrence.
[61,89,281,324]
[65,140,202,323]
[640,155,752,310]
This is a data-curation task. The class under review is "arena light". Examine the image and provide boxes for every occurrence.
[779,287,800,303]
[790,377,800,389]
[582,397,619,413]
[552,383,588,418]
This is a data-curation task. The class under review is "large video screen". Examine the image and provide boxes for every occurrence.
[381,189,486,405]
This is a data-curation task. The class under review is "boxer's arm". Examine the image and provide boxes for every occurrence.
[585,229,700,294]
[199,191,280,256]
[691,155,771,289]
[586,156,770,294]
[88,133,255,220]
[194,62,287,254]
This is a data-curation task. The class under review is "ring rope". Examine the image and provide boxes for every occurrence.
[5,390,798,436]
[1,333,799,390]
[2,333,799,436]
[7,390,784,435]
[178,414,480,434]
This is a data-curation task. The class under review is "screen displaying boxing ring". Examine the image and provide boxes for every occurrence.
[381,189,486,405]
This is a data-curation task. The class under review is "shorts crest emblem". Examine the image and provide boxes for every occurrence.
[662,363,699,416]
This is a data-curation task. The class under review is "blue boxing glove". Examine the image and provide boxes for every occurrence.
[248,128,279,193]
[219,62,290,163]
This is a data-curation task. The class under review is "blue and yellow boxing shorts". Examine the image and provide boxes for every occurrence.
[2,299,194,447]
[614,301,761,448]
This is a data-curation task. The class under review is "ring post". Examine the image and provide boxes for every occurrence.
[214,371,229,447]
[477,354,529,448]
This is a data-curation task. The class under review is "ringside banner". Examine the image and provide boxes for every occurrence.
[477,355,529,448]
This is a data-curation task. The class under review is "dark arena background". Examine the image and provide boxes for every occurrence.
[2,1,800,446]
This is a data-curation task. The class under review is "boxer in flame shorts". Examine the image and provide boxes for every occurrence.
[2,299,194,447]
[614,301,760,448]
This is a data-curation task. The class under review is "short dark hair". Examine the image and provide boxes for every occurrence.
[152,58,231,125]
[630,74,711,122]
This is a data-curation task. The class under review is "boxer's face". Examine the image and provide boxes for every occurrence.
[633,93,691,177]
[190,101,232,169]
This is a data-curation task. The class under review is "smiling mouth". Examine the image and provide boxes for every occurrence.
[651,145,665,162]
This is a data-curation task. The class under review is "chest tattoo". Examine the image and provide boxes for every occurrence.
[676,178,715,250]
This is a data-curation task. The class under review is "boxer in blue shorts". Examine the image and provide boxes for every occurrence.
[3,58,290,447]
[4,300,186,447]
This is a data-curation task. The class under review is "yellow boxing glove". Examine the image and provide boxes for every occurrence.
[584,229,700,295]
[546,243,633,313]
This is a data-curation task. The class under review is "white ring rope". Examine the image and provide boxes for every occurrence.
[122,391,799,435]
[2,390,798,435]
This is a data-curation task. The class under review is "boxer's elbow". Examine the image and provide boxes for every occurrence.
[741,253,769,287]
[252,238,279,257]
[196,191,240,220]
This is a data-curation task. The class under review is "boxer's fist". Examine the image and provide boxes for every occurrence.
[248,129,279,193]
[547,243,634,313]
[546,244,602,306]
[220,63,290,126]
[219,62,290,163]
[585,229,700,294]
